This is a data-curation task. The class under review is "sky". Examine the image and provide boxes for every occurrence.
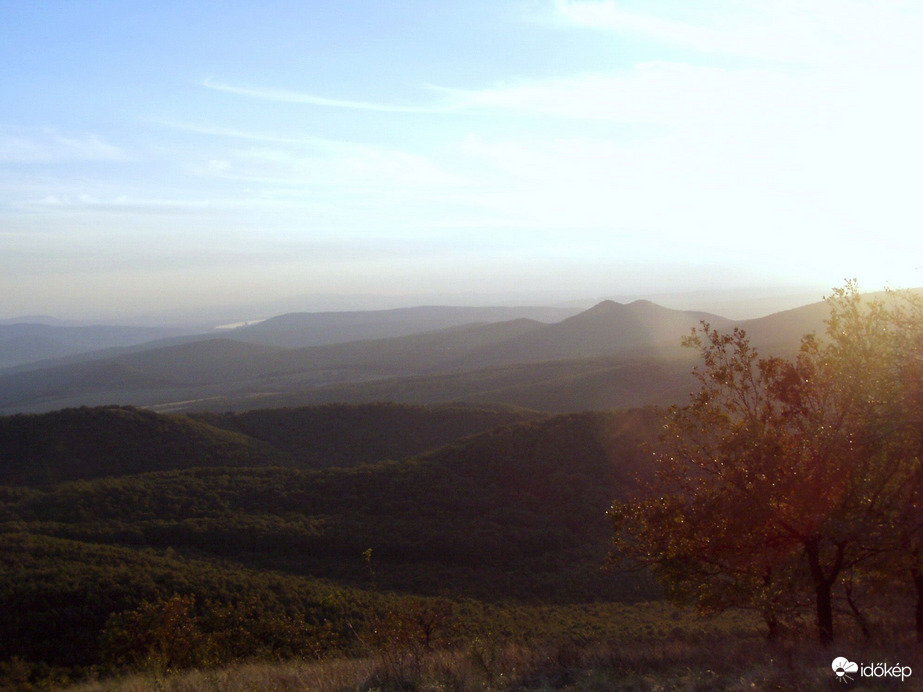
[2,0,923,321]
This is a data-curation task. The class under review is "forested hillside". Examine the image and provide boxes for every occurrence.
[190,402,543,468]
[0,403,660,684]
[0,403,542,485]
[0,406,286,485]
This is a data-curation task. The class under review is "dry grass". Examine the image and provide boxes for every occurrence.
[63,657,375,692]
[59,634,923,692]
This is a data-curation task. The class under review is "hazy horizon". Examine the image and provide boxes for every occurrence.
[0,283,835,327]
[3,1,922,321]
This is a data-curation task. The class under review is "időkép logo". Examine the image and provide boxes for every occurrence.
[832,657,911,683]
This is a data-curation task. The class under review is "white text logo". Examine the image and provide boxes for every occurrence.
[832,657,911,683]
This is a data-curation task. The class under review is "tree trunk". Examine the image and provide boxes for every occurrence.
[912,567,923,643]
[764,612,780,642]
[844,580,871,640]
[814,581,835,645]
[761,569,780,641]
[805,537,842,646]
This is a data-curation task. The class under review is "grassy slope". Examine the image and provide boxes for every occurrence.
[64,632,923,692]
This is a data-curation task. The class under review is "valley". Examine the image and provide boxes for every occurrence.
[3,291,919,690]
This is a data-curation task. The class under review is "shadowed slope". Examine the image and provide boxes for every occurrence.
[0,406,287,485]
[191,402,543,468]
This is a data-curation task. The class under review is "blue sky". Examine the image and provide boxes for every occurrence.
[3,1,923,320]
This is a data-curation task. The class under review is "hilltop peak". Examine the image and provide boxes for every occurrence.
[580,299,625,314]
[579,299,669,318]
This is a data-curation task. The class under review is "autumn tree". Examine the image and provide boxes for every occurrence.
[610,325,796,638]
[610,283,911,644]
[864,287,923,640]
[100,594,207,672]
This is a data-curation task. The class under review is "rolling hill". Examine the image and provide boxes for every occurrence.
[190,402,543,468]
[0,298,832,414]
[0,402,542,485]
[0,405,286,485]
[0,323,195,369]
[0,404,660,673]
[474,299,733,363]
[0,406,659,600]
[182,354,698,414]
[1,288,917,687]
[232,304,581,348]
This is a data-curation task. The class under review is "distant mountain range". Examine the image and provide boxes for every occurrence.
[232,304,581,348]
[0,305,582,371]
[0,323,195,369]
[0,297,840,414]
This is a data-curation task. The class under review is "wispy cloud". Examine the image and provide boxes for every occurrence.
[12,194,235,215]
[154,119,324,145]
[553,0,795,62]
[436,64,786,123]
[190,142,464,191]
[553,1,923,68]
[202,78,451,114]
[157,118,466,191]
[0,129,128,163]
